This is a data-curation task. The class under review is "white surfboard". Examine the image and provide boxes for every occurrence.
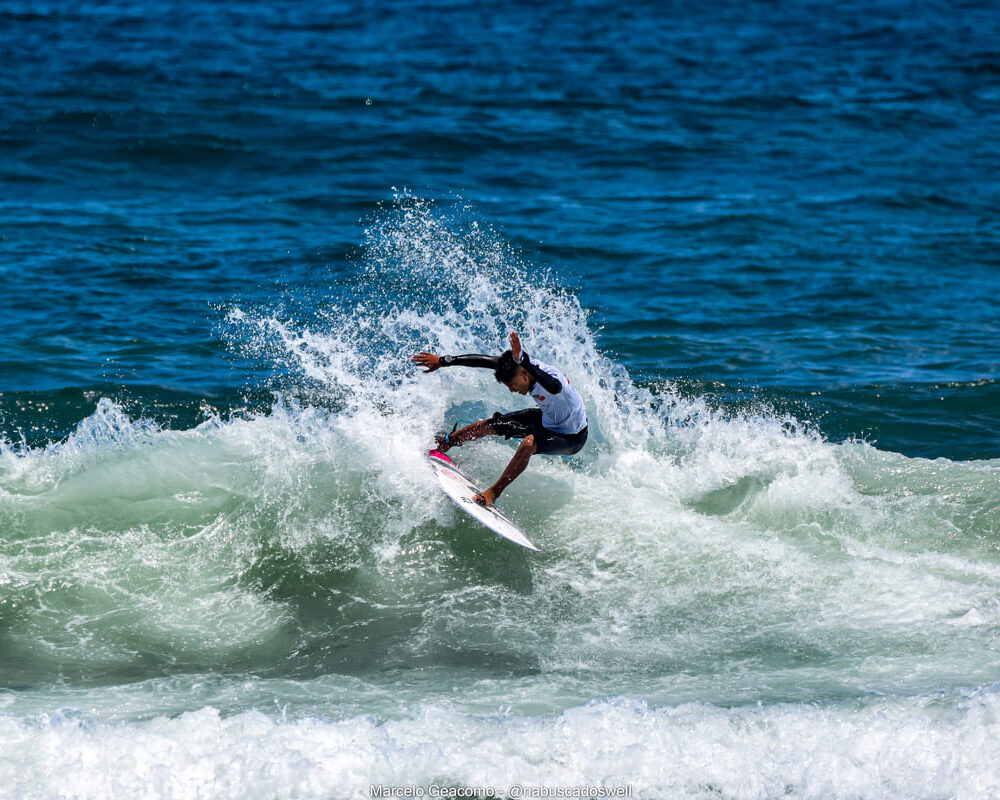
[428,450,540,551]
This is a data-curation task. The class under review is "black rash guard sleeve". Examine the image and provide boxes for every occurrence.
[519,351,563,394]
[439,354,499,370]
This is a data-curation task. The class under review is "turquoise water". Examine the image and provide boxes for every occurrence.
[3,2,1000,798]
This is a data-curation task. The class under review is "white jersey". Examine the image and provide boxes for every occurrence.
[527,359,588,435]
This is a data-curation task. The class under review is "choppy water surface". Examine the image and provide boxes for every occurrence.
[2,2,1000,798]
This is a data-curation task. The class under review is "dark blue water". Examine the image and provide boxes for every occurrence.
[3,0,999,457]
[4,3,1000,798]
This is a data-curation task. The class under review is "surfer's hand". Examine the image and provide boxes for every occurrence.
[509,332,522,362]
[412,352,441,373]
[474,488,497,508]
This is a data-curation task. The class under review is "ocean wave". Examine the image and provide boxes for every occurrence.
[2,199,999,706]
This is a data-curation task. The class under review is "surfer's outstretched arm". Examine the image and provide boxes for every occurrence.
[411,352,498,373]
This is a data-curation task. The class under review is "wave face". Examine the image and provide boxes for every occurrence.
[3,201,1000,797]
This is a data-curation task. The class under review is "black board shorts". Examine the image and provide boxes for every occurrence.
[490,409,588,456]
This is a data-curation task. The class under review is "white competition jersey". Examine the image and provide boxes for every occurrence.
[528,359,588,435]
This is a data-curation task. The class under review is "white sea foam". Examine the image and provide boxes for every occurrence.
[1,690,999,800]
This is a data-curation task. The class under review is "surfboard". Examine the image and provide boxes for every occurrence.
[427,450,540,551]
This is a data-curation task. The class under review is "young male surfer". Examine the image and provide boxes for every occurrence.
[412,332,588,507]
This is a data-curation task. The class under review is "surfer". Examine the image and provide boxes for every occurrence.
[412,332,588,507]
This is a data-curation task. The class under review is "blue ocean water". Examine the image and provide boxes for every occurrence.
[2,2,1000,798]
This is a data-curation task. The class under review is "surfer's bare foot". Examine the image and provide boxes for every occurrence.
[474,488,498,507]
[434,434,450,453]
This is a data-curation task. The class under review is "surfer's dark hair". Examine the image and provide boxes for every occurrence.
[494,350,520,385]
